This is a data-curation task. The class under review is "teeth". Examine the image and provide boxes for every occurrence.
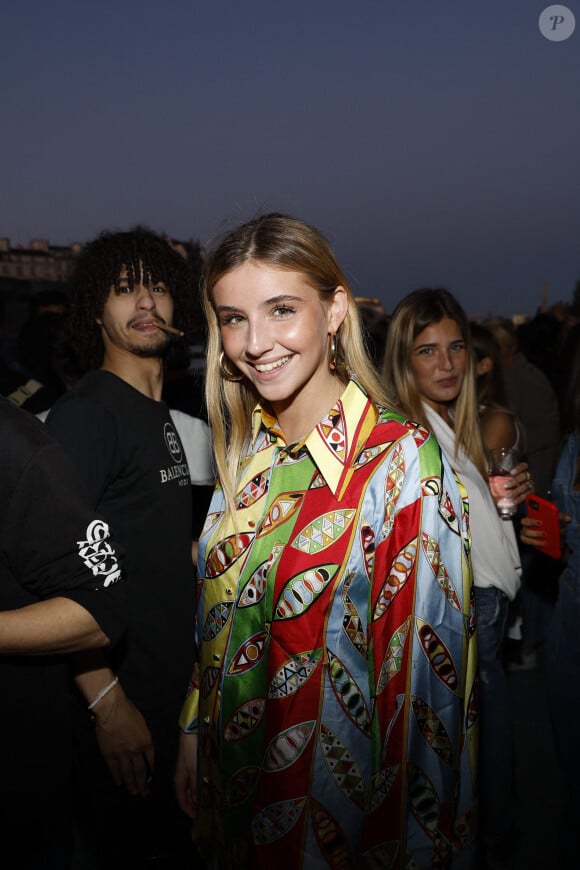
[255,356,290,373]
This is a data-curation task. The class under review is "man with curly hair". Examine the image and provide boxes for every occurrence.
[47,227,205,867]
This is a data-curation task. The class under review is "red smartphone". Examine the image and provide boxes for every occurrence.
[525,494,561,560]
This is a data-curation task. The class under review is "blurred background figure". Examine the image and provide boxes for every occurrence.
[470,322,523,456]
[0,289,71,415]
[484,316,561,671]
[520,341,580,868]
[355,295,391,370]
[483,317,559,500]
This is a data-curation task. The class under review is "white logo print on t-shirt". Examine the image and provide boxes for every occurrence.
[77,519,122,587]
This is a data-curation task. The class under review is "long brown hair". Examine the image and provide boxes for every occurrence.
[470,321,511,410]
[383,288,488,476]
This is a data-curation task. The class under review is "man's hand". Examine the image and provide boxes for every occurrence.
[175,731,198,820]
[93,687,155,798]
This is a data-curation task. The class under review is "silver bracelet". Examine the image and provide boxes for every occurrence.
[88,676,119,711]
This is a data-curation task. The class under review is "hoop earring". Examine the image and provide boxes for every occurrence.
[328,333,338,371]
[219,351,244,382]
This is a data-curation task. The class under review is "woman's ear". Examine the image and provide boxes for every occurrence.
[328,286,348,334]
[476,355,493,376]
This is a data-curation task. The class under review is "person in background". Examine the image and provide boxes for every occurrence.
[383,289,532,869]
[0,397,126,869]
[0,289,70,414]
[520,342,580,868]
[169,406,215,541]
[470,322,523,456]
[470,321,532,668]
[46,227,205,868]
[175,214,477,868]
[484,316,561,671]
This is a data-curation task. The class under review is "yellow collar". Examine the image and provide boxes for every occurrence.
[250,379,378,499]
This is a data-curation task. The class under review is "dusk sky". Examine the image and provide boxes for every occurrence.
[2,1,579,317]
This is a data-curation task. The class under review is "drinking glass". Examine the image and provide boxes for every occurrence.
[488,447,518,519]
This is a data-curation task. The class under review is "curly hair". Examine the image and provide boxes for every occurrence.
[65,226,200,373]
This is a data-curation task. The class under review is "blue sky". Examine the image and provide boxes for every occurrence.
[1,1,578,316]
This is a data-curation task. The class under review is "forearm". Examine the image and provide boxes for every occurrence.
[72,651,155,797]
[72,650,120,707]
[0,597,110,655]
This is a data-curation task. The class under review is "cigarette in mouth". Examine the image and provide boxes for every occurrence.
[156,323,184,337]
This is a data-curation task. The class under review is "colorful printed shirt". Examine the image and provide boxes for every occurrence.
[180,379,477,868]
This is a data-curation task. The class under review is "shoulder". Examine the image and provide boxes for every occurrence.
[46,375,122,452]
[374,409,444,478]
[480,406,518,451]
[0,401,90,508]
[48,371,141,423]
[169,408,209,439]
[0,399,54,464]
[511,355,557,397]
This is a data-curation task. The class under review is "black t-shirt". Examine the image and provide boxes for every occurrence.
[47,370,196,711]
[0,398,126,831]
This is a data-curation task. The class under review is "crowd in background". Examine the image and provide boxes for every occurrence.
[1,222,580,870]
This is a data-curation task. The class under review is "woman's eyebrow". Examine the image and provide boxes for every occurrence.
[263,294,303,305]
[216,294,303,311]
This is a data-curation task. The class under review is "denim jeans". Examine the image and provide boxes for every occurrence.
[474,585,515,846]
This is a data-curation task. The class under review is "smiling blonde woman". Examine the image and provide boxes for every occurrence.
[176,216,477,868]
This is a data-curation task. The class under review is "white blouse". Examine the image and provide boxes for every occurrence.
[424,403,521,600]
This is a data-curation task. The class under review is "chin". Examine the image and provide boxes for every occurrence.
[131,340,170,359]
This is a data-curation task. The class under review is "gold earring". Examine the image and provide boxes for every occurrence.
[219,351,243,382]
[328,333,337,371]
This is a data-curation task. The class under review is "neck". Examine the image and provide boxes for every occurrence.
[101,352,164,401]
[423,397,454,428]
[274,376,346,444]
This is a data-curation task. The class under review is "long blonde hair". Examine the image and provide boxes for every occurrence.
[383,288,488,476]
[203,212,389,518]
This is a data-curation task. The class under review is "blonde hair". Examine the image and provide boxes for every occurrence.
[203,213,390,519]
[383,288,488,476]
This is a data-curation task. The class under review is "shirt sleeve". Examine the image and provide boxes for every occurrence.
[4,439,127,646]
[366,427,476,863]
[178,662,200,732]
[169,409,215,486]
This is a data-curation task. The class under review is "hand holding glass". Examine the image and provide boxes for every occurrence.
[488,447,517,519]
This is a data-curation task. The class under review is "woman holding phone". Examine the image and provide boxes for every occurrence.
[175,215,477,868]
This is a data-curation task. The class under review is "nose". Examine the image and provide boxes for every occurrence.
[438,349,453,370]
[135,284,155,309]
[245,318,274,357]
